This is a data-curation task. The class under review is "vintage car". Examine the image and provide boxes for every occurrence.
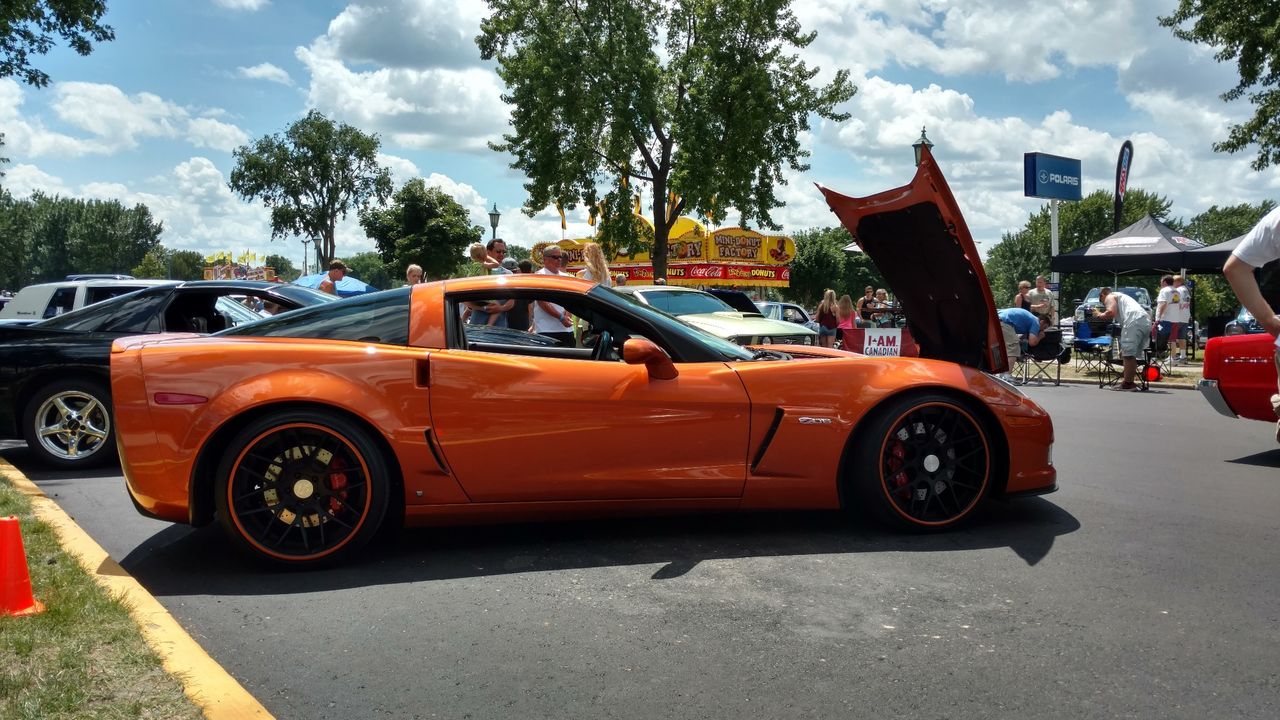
[0,280,334,468]
[107,147,1054,568]
[615,285,817,346]
[1199,331,1277,423]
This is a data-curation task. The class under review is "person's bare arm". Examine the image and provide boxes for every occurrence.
[1095,296,1117,321]
[1224,255,1280,337]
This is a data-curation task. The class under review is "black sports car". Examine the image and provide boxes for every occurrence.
[0,280,334,468]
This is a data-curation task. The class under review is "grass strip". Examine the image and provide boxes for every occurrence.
[0,475,202,720]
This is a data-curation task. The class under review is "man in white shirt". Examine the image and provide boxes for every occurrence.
[532,247,574,345]
[1155,275,1183,364]
[1173,274,1191,361]
[1223,206,1280,442]
[1094,287,1151,391]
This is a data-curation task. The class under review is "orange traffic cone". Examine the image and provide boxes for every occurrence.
[2,515,44,617]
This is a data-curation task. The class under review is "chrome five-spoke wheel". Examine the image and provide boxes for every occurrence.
[23,380,116,468]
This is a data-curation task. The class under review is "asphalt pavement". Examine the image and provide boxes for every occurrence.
[4,383,1279,719]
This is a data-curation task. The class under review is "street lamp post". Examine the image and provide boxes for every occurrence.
[488,203,501,241]
[912,126,934,167]
[301,238,311,277]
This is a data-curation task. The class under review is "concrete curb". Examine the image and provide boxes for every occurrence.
[0,457,273,720]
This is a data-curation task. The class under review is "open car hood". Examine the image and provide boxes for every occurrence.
[817,147,1007,373]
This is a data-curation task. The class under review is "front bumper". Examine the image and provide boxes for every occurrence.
[1197,378,1237,419]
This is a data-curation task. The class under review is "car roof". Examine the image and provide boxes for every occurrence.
[613,285,702,293]
[19,279,176,290]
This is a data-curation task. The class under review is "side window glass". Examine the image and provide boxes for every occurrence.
[451,290,657,362]
[44,287,77,318]
[220,289,410,345]
[86,286,143,305]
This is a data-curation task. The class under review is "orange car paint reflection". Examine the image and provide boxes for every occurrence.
[110,273,1054,534]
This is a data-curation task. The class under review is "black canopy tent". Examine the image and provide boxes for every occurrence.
[1049,215,1205,274]
[1180,233,1247,272]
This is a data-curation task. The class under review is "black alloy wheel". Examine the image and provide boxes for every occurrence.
[215,411,389,566]
[851,394,992,530]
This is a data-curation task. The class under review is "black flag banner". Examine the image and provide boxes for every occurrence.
[1113,140,1133,232]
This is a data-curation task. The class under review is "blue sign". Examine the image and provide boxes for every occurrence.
[1024,152,1082,201]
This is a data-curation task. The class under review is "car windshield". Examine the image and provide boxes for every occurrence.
[637,289,735,315]
[603,288,755,361]
[756,302,780,319]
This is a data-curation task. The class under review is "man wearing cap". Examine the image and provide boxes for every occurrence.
[319,260,347,295]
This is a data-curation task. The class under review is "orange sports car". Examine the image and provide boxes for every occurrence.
[110,148,1054,567]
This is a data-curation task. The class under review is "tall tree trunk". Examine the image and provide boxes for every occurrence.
[651,175,669,281]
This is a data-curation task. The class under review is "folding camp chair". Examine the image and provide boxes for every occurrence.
[1014,329,1068,385]
[1072,320,1110,373]
[1097,324,1150,391]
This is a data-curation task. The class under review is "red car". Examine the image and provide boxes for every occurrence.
[1199,334,1277,422]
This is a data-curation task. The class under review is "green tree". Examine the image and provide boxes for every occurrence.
[341,251,390,290]
[1,132,8,178]
[505,243,531,263]
[1182,200,1277,321]
[131,248,167,279]
[229,110,393,269]
[169,250,206,280]
[262,253,297,281]
[1160,1,1280,170]
[782,226,885,307]
[984,188,1174,312]
[477,0,856,280]
[359,179,483,281]
[1,0,114,88]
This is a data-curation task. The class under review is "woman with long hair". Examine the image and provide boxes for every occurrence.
[815,289,839,348]
[578,242,613,287]
[835,294,855,349]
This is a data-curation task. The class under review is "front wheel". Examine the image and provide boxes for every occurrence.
[214,411,390,567]
[849,394,994,530]
[22,378,117,469]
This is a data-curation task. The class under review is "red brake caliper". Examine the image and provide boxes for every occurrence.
[327,457,349,514]
[887,439,909,495]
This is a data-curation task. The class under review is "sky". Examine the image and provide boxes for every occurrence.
[3,0,1279,273]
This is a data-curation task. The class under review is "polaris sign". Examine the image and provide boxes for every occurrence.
[1024,152,1082,201]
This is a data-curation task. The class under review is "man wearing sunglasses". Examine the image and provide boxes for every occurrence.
[533,247,575,345]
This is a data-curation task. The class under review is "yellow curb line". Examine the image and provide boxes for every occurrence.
[0,457,273,720]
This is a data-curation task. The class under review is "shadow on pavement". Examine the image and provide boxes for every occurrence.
[119,497,1079,597]
[1226,447,1280,468]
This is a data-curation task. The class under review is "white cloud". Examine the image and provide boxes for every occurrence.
[377,152,421,187]
[51,82,185,149]
[2,164,72,197]
[325,1,488,70]
[1,79,250,158]
[187,117,251,152]
[214,0,269,11]
[296,38,506,152]
[237,62,294,85]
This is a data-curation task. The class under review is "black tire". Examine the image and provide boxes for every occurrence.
[848,393,993,531]
[22,378,117,469]
[214,410,390,568]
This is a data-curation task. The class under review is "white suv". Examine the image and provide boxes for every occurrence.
[0,279,176,321]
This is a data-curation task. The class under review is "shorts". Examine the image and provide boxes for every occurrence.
[1000,322,1022,363]
[1157,320,1183,339]
[818,326,837,337]
[1119,319,1151,358]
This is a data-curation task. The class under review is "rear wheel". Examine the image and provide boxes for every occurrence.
[214,411,390,567]
[22,379,116,469]
[850,394,993,530]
